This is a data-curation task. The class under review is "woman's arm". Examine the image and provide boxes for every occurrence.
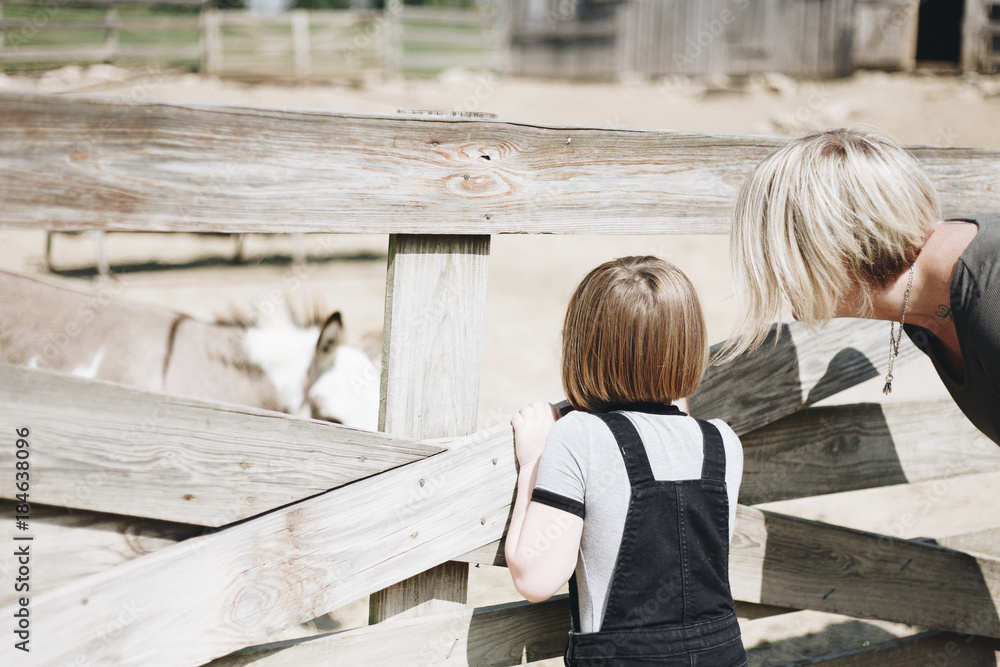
[505,402,584,603]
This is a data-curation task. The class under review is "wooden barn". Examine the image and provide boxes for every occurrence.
[506,0,1000,79]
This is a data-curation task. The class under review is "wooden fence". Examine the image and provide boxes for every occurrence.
[619,0,856,79]
[0,1,504,79]
[0,0,207,69]
[3,89,1000,665]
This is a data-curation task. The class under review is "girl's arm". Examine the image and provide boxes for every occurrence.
[505,402,584,603]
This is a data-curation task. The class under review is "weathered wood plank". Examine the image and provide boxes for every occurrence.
[378,235,490,441]
[0,363,442,526]
[731,505,1000,638]
[786,630,1000,666]
[0,501,201,608]
[370,234,490,623]
[0,422,517,666]
[739,399,1000,504]
[689,319,923,436]
[1,91,998,234]
[207,596,570,667]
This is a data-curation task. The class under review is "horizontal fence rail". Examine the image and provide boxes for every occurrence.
[2,91,1000,234]
[0,3,504,78]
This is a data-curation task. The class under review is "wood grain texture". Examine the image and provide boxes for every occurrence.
[207,596,570,667]
[371,234,490,623]
[0,501,201,608]
[787,630,1000,666]
[378,235,490,440]
[690,319,923,435]
[0,422,517,666]
[853,0,920,71]
[1,90,998,234]
[0,363,442,526]
[731,505,1000,638]
[739,400,1000,504]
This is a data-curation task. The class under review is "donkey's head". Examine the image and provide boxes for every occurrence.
[303,311,380,431]
[235,303,379,430]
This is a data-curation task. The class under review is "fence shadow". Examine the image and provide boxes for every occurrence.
[47,249,386,279]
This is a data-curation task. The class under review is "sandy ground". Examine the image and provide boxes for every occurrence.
[2,64,1000,664]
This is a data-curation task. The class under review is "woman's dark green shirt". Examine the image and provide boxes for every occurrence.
[905,213,1000,445]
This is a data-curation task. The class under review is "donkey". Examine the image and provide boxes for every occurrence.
[0,270,379,430]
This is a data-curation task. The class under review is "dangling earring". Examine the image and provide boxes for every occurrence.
[883,264,915,395]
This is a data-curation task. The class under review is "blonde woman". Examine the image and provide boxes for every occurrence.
[727,127,999,445]
[507,257,747,665]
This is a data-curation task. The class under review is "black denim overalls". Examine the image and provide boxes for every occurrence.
[564,407,747,666]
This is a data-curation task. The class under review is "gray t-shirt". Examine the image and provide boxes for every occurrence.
[533,409,743,633]
[905,213,1000,445]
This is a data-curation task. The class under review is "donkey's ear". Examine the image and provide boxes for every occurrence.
[323,311,343,330]
[316,311,344,353]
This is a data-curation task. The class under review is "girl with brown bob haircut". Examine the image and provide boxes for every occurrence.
[562,255,708,412]
[506,256,747,666]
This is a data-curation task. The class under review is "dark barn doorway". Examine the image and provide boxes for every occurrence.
[915,0,965,65]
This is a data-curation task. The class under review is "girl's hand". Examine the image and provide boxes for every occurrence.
[511,401,561,467]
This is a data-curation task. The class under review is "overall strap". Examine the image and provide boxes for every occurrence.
[595,412,654,486]
[697,419,727,482]
[568,573,582,634]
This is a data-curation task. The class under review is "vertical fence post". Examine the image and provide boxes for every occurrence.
[385,0,401,76]
[369,231,491,623]
[962,0,989,72]
[105,1,119,62]
[291,8,310,78]
[0,1,5,73]
[202,7,222,75]
[492,0,510,75]
[616,0,636,80]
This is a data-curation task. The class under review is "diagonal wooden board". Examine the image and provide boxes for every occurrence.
[690,319,924,436]
[2,90,1000,234]
[729,505,1000,638]
[5,421,1000,666]
[737,399,1000,504]
[0,501,201,609]
[0,423,517,666]
[0,363,443,526]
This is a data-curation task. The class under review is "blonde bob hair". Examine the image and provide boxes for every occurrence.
[723,127,940,360]
[562,256,707,413]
